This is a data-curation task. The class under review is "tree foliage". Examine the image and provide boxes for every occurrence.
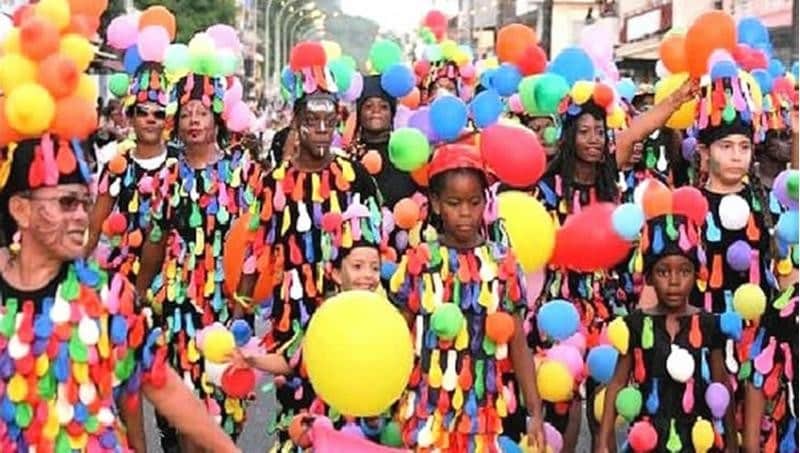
[134,0,237,42]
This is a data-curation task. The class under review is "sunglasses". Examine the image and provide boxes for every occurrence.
[134,106,167,120]
[23,193,93,212]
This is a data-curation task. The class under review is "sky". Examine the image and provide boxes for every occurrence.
[340,0,458,33]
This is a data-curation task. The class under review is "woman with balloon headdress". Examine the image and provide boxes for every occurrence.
[133,24,260,451]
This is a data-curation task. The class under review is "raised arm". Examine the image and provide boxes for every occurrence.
[596,352,632,453]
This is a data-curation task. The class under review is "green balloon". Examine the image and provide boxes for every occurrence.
[369,39,403,73]
[518,75,541,115]
[615,386,643,422]
[164,44,190,73]
[109,73,130,98]
[722,104,736,123]
[430,303,465,340]
[389,128,430,172]
[786,172,799,200]
[380,421,403,447]
[534,73,569,115]
[340,55,358,70]
[328,58,354,92]
[218,51,240,77]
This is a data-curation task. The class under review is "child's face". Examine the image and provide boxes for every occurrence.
[647,255,696,309]
[336,247,380,291]
[704,133,752,186]
[431,172,486,247]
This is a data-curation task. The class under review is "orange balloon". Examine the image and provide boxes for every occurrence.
[0,99,23,147]
[685,11,736,78]
[496,24,538,64]
[410,164,429,187]
[68,0,108,17]
[659,34,687,74]
[223,212,254,296]
[51,96,97,140]
[393,197,420,230]
[485,312,515,344]
[341,112,357,149]
[361,150,382,175]
[66,14,100,39]
[106,154,128,175]
[138,6,177,41]
[38,54,80,99]
[19,16,60,61]
[400,87,421,109]
[642,179,672,219]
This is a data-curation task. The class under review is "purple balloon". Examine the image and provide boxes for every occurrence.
[407,107,437,141]
[394,105,412,129]
[544,422,563,452]
[705,382,730,419]
[394,230,409,250]
[340,422,366,438]
[772,169,798,210]
[341,72,364,102]
[681,136,697,161]
[726,240,752,272]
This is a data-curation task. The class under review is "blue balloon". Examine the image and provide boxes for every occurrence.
[792,61,799,80]
[617,78,637,102]
[752,69,774,93]
[720,309,743,340]
[547,47,595,86]
[768,59,786,78]
[587,345,619,384]
[493,63,523,97]
[737,17,769,46]
[381,64,415,98]
[480,68,497,91]
[230,319,252,347]
[498,436,523,453]
[754,41,773,60]
[470,89,503,128]
[776,211,799,245]
[429,95,468,142]
[536,299,579,341]
[123,46,143,75]
[381,261,398,281]
[281,66,296,90]
[711,61,739,81]
[612,203,644,241]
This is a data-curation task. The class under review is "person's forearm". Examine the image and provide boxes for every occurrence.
[792,130,798,169]
[741,382,764,452]
[144,368,239,453]
[616,95,684,167]
[509,317,542,417]
[251,354,291,375]
[120,397,147,453]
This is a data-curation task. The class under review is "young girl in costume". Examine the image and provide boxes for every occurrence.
[596,193,737,452]
[387,144,544,451]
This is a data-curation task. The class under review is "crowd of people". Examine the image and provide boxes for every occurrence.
[0,2,797,453]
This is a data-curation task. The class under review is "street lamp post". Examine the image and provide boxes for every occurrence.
[273,1,315,86]
[283,10,321,61]
[263,0,275,89]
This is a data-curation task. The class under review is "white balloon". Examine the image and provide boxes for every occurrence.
[719,194,751,230]
[655,60,670,79]
[666,345,695,383]
[633,179,651,208]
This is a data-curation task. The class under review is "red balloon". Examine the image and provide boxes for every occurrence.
[496,24,538,64]
[732,44,751,66]
[628,420,658,452]
[221,366,256,399]
[685,11,736,78]
[549,203,633,272]
[19,17,60,61]
[12,5,34,26]
[480,124,546,188]
[290,41,327,71]
[592,83,614,109]
[68,0,109,18]
[422,10,448,40]
[515,44,548,76]
[750,49,769,70]
[414,60,431,79]
[66,14,101,39]
[671,186,708,225]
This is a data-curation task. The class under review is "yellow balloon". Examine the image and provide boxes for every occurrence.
[453,50,470,67]
[35,0,71,31]
[202,329,235,363]
[691,417,714,453]
[321,40,342,60]
[2,29,21,54]
[304,290,413,417]
[536,360,574,402]
[738,69,763,114]
[0,53,38,93]
[571,80,595,105]
[655,72,696,130]
[74,74,98,102]
[60,34,95,72]
[497,191,556,273]
[607,317,630,354]
[6,83,55,135]
[485,56,499,69]
[607,105,627,129]
[594,387,606,422]
[441,39,459,60]
[733,283,766,321]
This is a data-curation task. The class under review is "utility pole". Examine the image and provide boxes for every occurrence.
[541,0,553,57]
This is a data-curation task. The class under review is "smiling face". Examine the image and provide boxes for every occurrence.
[359,97,392,134]
[573,112,606,163]
[178,100,217,147]
[131,102,166,145]
[334,246,381,291]
[647,254,696,310]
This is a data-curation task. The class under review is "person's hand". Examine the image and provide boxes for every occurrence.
[670,78,701,105]
[526,414,545,450]
[790,107,799,134]
[224,348,253,370]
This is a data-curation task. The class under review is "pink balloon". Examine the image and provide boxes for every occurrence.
[544,422,564,453]
[460,63,476,80]
[706,49,734,74]
[227,101,251,132]
[207,24,241,53]
[223,79,243,119]
[394,104,412,129]
[580,22,613,63]
[107,14,139,50]
[562,331,587,354]
[137,25,171,62]
[546,344,584,378]
[525,271,545,305]
[508,93,523,113]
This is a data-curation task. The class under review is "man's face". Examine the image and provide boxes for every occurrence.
[296,96,338,158]
[131,102,166,146]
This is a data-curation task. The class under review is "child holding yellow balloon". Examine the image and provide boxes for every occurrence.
[596,189,738,453]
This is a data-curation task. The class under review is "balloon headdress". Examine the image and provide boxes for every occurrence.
[281,41,339,111]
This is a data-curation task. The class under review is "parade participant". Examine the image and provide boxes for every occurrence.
[0,136,239,453]
[596,203,739,453]
[386,144,544,451]
[756,81,799,187]
[236,41,383,450]
[135,69,258,450]
[517,113,560,161]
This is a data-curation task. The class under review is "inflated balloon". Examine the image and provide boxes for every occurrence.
[718,194,750,230]
[777,211,799,245]
[5,83,55,135]
[68,0,108,17]
[691,418,714,453]
[108,72,130,97]
[548,47,595,86]
[123,45,143,75]
[587,345,619,384]
[751,68,774,93]
[226,101,251,133]
[533,73,569,114]
[497,192,555,271]
[304,291,414,416]
[388,128,430,172]
[737,17,769,47]
[685,11,736,78]
[666,344,695,383]
[615,386,643,422]
[733,283,766,320]
[429,95,467,141]
[606,317,630,354]
[704,382,730,419]
[422,10,448,41]
[470,89,503,128]
[617,78,636,102]
[725,240,752,272]
[0,53,38,94]
[659,34,687,74]
[515,43,547,76]
[163,43,190,74]
[481,124,546,188]
[19,16,60,61]
[628,420,658,452]
[399,87,421,110]
[681,136,697,161]
[34,0,70,31]
[137,25,170,62]
[549,203,633,272]
[671,186,708,225]
[536,360,574,402]
[407,107,436,141]
[59,33,94,73]
[393,197,421,230]
[138,5,176,41]
[593,83,614,109]
[612,203,645,241]
[380,64,415,98]
[654,72,696,129]
[641,178,672,218]
[496,24,537,64]
[546,344,584,378]
[570,80,594,105]
[369,39,403,74]
[492,63,522,97]
[593,387,606,423]
[51,96,97,139]
[0,99,22,147]
[431,303,465,340]
[202,328,236,363]
[536,299,579,341]
[341,72,364,102]
[607,105,627,129]
[328,58,354,92]
[106,14,138,50]
[207,24,241,53]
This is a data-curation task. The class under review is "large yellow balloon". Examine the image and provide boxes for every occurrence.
[6,83,55,136]
[60,34,94,72]
[36,0,71,31]
[691,417,714,453]
[607,105,627,129]
[733,283,766,321]
[607,317,630,354]
[0,54,38,94]
[536,359,574,402]
[2,29,21,54]
[304,290,413,417]
[497,191,556,273]
[74,74,98,102]
[655,72,697,129]
[441,39,459,60]
[571,80,594,105]
[202,329,235,363]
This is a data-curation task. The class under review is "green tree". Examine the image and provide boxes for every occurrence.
[134,0,237,42]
